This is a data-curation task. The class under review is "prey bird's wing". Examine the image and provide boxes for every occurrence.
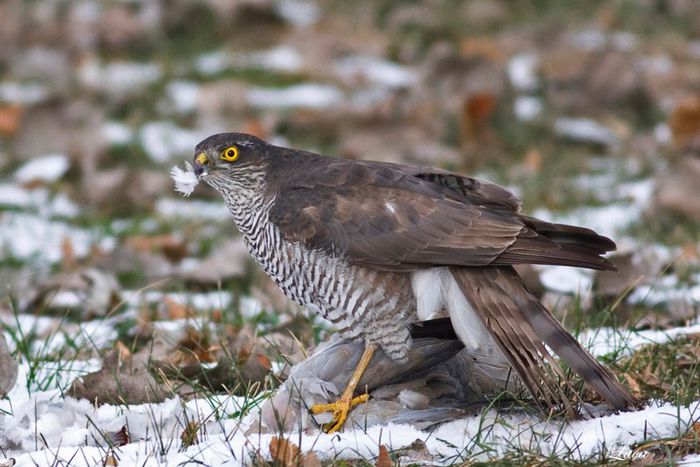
[270,160,615,271]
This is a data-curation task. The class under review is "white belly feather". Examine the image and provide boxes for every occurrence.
[411,268,497,355]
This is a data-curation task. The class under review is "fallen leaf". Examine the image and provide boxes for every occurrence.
[103,453,118,466]
[301,451,321,467]
[109,426,130,447]
[622,373,642,398]
[669,95,700,151]
[269,436,300,467]
[164,296,189,320]
[376,445,392,467]
[522,148,542,174]
[463,92,496,140]
[126,235,188,263]
[0,104,23,136]
[181,421,200,449]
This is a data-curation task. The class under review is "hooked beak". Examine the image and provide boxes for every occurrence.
[193,152,208,177]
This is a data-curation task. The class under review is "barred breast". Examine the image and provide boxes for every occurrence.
[221,192,417,361]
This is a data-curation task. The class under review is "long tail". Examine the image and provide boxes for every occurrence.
[449,266,637,414]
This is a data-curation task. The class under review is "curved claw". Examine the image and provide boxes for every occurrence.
[311,394,370,433]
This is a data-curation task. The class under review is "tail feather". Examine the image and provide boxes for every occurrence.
[494,216,618,271]
[449,266,637,414]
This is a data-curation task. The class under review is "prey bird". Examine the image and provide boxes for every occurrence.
[191,133,637,432]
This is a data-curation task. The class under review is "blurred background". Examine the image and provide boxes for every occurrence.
[0,0,699,377]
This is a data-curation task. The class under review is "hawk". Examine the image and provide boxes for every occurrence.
[191,133,637,432]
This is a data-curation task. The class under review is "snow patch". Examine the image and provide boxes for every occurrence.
[554,117,619,146]
[140,122,207,163]
[101,121,133,145]
[581,322,700,358]
[15,154,69,184]
[78,60,162,96]
[166,80,201,113]
[0,81,49,104]
[238,46,303,73]
[275,0,321,27]
[508,53,538,91]
[195,50,230,75]
[155,197,229,221]
[0,212,96,263]
[514,96,542,121]
[334,55,417,88]
[538,266,593,295]
[248,84,343,109]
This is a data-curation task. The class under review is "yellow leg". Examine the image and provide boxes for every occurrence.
[310,344,376,433]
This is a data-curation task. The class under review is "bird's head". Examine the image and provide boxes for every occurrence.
[192,133,271,190]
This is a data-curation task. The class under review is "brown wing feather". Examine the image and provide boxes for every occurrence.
[450,266,637,411]
[270,159,615,271]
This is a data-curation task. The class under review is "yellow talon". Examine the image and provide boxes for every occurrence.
[309,345,376,433]
[310,393,370,433]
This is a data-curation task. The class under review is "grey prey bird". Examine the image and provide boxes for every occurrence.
[191,133,637,432]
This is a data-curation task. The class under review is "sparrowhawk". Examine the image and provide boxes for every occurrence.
[191,132,637,432]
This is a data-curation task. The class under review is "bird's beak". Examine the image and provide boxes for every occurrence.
[193,152,208,177]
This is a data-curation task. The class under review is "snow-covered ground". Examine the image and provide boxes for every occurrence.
[2,323,699,466]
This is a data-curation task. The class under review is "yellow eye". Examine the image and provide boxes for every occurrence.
[221,146,239,161]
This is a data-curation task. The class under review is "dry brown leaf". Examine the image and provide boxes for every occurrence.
[301,450,321,467]
[256,353,272,371]
[622,373,642,398]
[181,421,200,448]
[0,104,23,136]
[61,237,76,271]
[178,327,217,363]
[269,436,301,467]
[103,453,118,466]
[164,296,189,320]
[459,37,504,62]
[242,119,269,139]
[126,235,188,263]
[109,425,130,447]
[463,92,496,140]
[669,95,700,151]
[523,148,542,174]
[376,445,392,467]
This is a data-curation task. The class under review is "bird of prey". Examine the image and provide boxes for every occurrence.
[191,133,637,432]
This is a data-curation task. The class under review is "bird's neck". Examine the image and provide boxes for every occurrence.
[207,172,270,238]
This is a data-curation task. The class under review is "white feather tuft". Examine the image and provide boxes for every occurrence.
[170,161,199,197]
